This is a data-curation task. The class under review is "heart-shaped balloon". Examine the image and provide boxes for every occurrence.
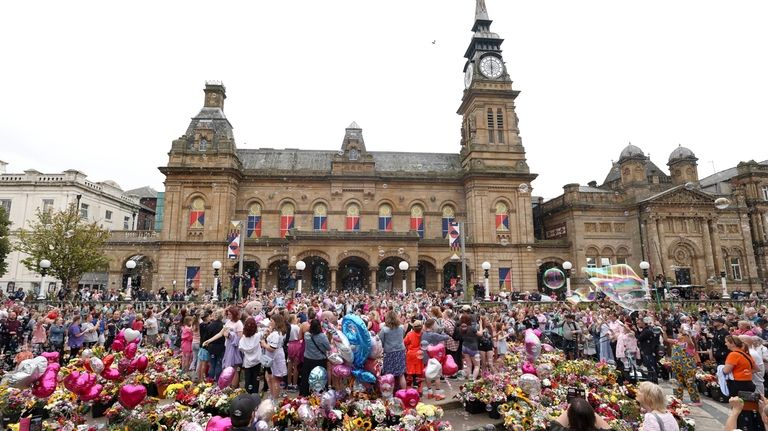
[1,356,48,388]
[442,355,458,376]
[74,372,94,395]
[124,342,138,359]
[31,363,60,398]
[123,328,140,343]
[334,332,353,365]
[89,357,104,374]
[332,364,351,378]
[102,354,115,369]
[119,384,147,409]
[524,329,541,362]
[395,388,420,408]
[352,369,376,384]
[205,416,232,431]
[309,366,328,393]
[427,343,446,363]
[134,355,148,373]
[63,371,80,392]
[111,339,125,352]
[328,353,344,365]
[521,361,537,375]
[218,366,235,389]
[101,367,121,381]
[41,351,59,364]
[115,330,125,342]
[79,383,103,402]
[425,358,442,380]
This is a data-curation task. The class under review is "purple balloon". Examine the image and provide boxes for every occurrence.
[332,364,351,378]
[218,366,236,389]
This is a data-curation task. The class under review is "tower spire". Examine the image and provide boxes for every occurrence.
[475,0,489,21]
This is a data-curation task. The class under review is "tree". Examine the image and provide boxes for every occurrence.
[15,204,110,290]
[0,207,11,278]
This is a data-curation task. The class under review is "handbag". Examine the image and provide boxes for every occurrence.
[261,354,274,369]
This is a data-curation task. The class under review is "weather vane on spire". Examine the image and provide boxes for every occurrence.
[475,0,489,21]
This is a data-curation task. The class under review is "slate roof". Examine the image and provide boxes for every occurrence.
[125,186,159,198]
[699,160,768,188]
[237,149,462,174]
[602,160,670,185]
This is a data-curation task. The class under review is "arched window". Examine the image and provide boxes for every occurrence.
[378,204,392,232]
[441,206,455,238]
[247,203,262,238]
[280,203,295,238]
[199,138,208,152]
[495,202,509,231]
[586,246,599,269]
[189,197,205,228]
[346,204,360,232]
[313,203,328,232]
[410,205,424,238]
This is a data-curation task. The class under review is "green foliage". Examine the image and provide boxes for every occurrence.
[0,207,10,278]
[15,203,110,289]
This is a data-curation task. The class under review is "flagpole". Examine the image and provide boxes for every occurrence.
[238,220,245,296]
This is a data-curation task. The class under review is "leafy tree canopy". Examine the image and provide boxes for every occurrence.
[0,207,11,278]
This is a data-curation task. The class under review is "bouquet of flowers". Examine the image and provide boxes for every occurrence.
[0,387,34,419]
[44,389,80,419]
[667,396,695,431]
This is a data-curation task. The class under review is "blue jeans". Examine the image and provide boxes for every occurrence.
[208,352,223,381]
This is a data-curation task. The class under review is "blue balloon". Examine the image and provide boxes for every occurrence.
[341,315,372,369]
[309,366,328,393]
[352,369,377,384]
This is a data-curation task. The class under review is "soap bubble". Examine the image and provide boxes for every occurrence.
[684,182,695,191]
[48,244,55,250]
[543,268,566,290]
[382,184,388,189]
[485,404,493,412]
[714,197,730,210]
[623,210,630,217]
[385,266,396,277]
[518,183,529,193]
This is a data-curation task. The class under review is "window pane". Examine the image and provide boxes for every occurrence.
[80,203,89,219]
[586,257,596,268]
[0,199,12,215]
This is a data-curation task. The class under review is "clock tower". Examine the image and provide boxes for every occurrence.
[458,0,530,175]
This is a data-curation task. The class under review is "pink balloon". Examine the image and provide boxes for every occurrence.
[31,364,60,398]
[134,355,149,373]
[63,371,80,393]
[379,374,394,398]
[115,330,125,342]
[205,416,232,431]
[364,358,380,375]
[118,358,136,375]
[541,343,554,353]
[332,364,351,378]
[74,372,93,395]
[101,368,121,381]
[41,351,59,364]
[119,384,147,409]
[111,339,125,352]
[218,367,235,389]
[395,388,420,408]
[524,329,541,362]
[442,355,458,376]
[522,361,537,375]
[124,342,138,359]
[80,383,103,402]
[427,343,446,363]
[533,329,542,338]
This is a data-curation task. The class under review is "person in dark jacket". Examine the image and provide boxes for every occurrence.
[202,310,226,381]
[635,317,660,383]
[710,316,731,365]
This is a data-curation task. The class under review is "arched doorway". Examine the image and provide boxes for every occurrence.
[338,256,368,293]
[122,255,154,299]
[442,262,461,291]
[231,260,260,298]
[300,256,330,293]
[267,260,291,292]
[378,256,407,294]
[417,260,436,291]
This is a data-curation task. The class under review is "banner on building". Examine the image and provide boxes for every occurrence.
[448,222,460,250]
[186,266,201,289]
[227,221,242,259]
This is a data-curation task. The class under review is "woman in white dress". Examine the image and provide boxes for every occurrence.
[261,313,288,400]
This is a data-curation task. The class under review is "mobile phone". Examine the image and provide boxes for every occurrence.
[738,391,760,402]
[567,387,585,403]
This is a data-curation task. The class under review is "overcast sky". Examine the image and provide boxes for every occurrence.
[2,1,767,200]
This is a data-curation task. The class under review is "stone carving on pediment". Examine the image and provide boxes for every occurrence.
[653,189,713,206]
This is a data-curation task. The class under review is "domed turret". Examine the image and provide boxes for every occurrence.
[617,142,648,186]
[618,143,646,162]
[667,145,699,185]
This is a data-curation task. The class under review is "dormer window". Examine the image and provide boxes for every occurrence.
[199,138,207,152]
[349,148,359,161]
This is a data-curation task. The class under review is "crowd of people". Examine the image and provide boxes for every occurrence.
[2,286,768,430]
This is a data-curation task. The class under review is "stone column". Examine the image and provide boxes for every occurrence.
[330,267,337,292]
[436,270,443,292]
[646,218,662,276]
[701,218,716,277]
[259,269,267,291]
[369,267,377,294]
[709,218,724,275]
[409,269,417,293]
[656,217,669,278]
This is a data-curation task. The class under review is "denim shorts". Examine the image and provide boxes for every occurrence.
[198,347,210,361]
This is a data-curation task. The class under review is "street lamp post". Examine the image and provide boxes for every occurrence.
[398,261,409,295]
[295,260,306,294]
[212,260,222,301]
[721,270,728,299]
[125,260,136,300]
[38,259,51,300]
[562,261,573,298]
[640,261,651,301]
[482,261,491,301]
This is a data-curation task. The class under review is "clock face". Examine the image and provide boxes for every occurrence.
[479,56,503,79]
[464,65,474,88]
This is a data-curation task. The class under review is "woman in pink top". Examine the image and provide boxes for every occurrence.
[616,325,640,376]
[181,316,193,373]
